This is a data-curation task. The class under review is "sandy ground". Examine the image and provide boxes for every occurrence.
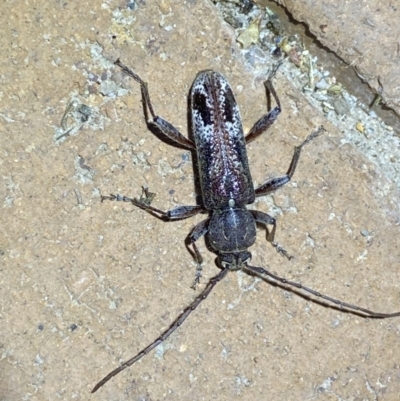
[1,1,400,400]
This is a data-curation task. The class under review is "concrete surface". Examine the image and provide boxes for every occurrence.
[269,0,400,118]
[1,1,400,400]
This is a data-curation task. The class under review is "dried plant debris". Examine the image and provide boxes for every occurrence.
[237,15,261,48]
[211,0,400,190]
[54,42,130,143]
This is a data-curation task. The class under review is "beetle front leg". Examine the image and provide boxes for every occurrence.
[185,219,209,289]
[251,210,292,260]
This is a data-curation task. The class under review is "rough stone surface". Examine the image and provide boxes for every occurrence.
[271,0,400,117]
[1,0,400,400]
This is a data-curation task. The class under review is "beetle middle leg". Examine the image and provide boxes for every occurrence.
[102,187,208,285]
[252,127,324,258]
[102,187,205,220]
[254,126,324,197]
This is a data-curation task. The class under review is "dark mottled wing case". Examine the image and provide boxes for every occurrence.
[191,71,255,210]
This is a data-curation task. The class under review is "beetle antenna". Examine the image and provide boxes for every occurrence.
[244,263,400,319]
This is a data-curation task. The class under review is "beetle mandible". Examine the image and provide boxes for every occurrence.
[92,60,400,393]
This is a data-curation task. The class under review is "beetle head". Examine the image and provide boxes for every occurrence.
[218,251,251,271]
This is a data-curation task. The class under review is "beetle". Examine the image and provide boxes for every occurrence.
[92,60,400,393]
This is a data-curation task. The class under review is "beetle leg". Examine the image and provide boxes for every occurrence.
[115,59,195,150]
[185,219,210,289]
[251,210,292,260]
[254,127,324,196]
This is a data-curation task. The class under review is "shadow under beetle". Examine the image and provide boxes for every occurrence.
[92,60,400,393]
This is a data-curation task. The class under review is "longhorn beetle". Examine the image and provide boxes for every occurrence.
[92,60,400,393]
